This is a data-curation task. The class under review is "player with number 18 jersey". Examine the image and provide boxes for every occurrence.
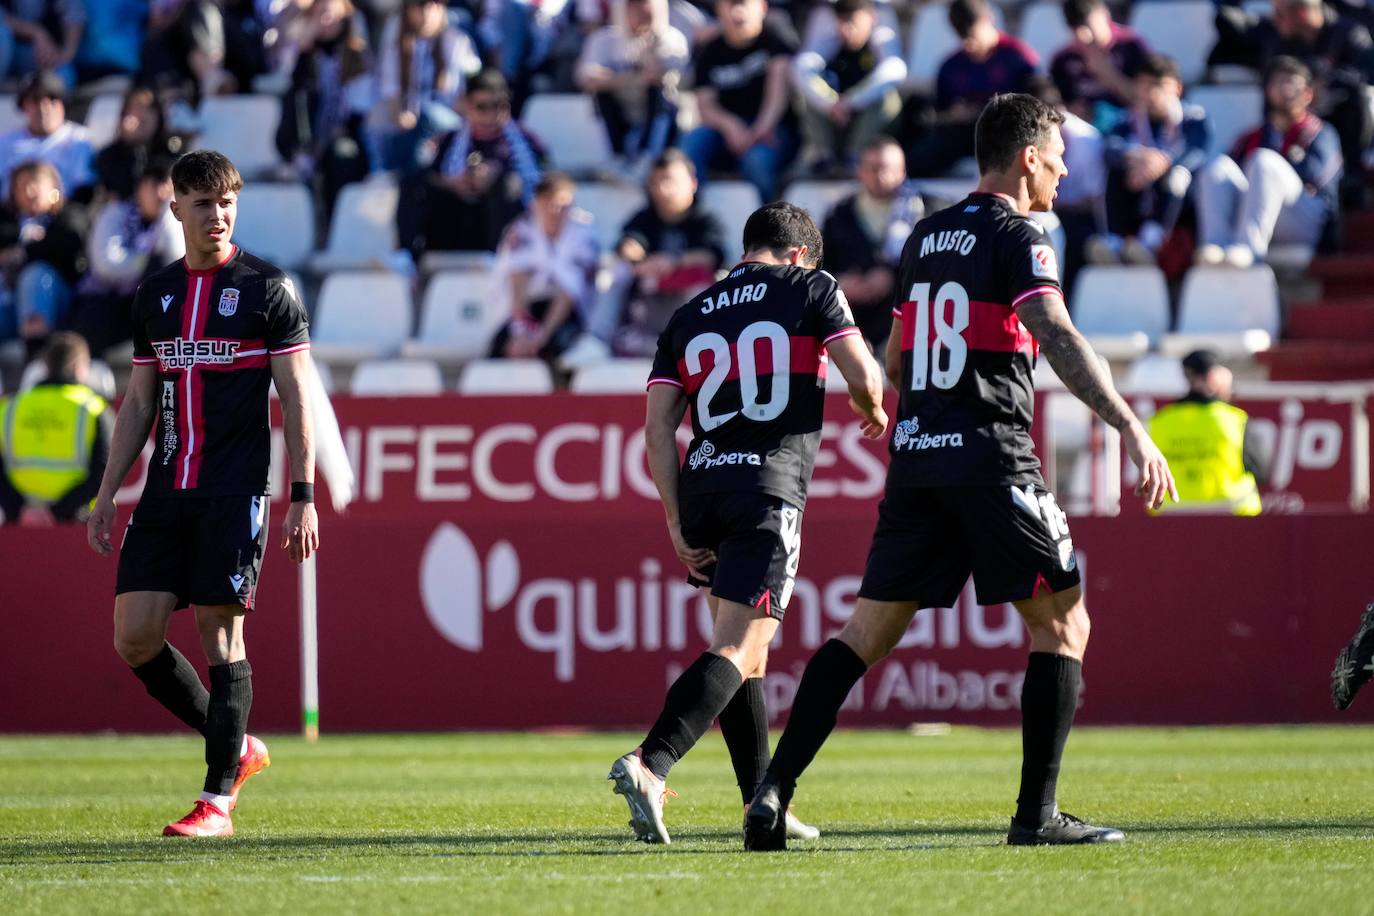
[861,191,1080,607]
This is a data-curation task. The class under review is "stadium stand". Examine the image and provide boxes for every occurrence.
[523,94,613,177]
[233,184,317,270]
[905,1,1005,91]
[574,183,646,252]
[699,181,762,263]
[401,269,507,366]
[1018,2,1073,65]
[83,94,125,151]
[783,180,853,225]
[1129,1,1217,85]
[458,359,556,394]
[1163,266,1281,360]
[1186,84,1264,156]
[311,271,413,364]
[193,95,283,178]
[310,177,400,273]
[350,358,446,395]
[1071,265,1171,354]
[570,359,657,393]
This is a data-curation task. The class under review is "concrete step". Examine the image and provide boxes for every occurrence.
[1257,341,1374,380]
[1285,301,1374,339]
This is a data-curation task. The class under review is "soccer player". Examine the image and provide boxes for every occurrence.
[86,150,319,838]
[744,93,1178,851]
[608,202,888,845]
[1331,602,1374,710]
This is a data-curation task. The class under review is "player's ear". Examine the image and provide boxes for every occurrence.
[1022,143,1040,173]
[169,198,182,223]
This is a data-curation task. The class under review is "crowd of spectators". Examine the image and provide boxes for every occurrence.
[0,0,1372,377]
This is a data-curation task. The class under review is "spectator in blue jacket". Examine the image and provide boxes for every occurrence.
[1194,55,1343,267]
[1089,54,1210,265]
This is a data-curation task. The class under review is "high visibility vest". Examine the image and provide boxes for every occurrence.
[1149,399,1262,516]
[0,383,108,504]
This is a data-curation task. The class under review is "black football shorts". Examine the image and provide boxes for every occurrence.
[678,491,802,620]
[859,484,1081,608]
[116,494,271,610]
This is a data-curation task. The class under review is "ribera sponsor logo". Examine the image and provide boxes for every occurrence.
[892,417,964,452]
[687,439,762,470]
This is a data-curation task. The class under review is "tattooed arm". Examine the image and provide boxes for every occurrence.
[1017,292,1178,509]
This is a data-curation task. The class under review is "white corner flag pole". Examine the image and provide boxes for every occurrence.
[297,352,356,743]
[300,552,320,742]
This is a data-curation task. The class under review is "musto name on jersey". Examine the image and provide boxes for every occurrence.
[919,229,978,258]
[152,337,241,369]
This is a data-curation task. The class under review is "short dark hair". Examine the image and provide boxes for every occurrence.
[1061,0,1103,30]
[533,171,576,197]
[465,67,511,101]
[949,0,989,39]
[975,93,1065,175]
[171,150,243,196]
[741,202,823,266]
[650,147,696,179]
[1265,54,1312,87]
[834,0,873,17]
[41,331,89,382]
[1138,53,1181,83]
[859,133,902,157]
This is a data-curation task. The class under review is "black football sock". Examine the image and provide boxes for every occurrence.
[131,642,209,737]
[718,677,771,804]
[765,639,868,790]
[640,652,743,780]
[1014,652,1082,829]
[203,660,253,796]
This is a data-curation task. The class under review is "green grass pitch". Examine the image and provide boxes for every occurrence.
[2,727,1372,914]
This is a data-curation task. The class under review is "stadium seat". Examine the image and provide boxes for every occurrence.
[1163,265,1279,359]
[523,94,612,175]
[401,268,506,365]
[913,177,977,206]
[418,250,494,274]
[700,181,762,263]
[783,180,854,224]
[905,3,1004,91]
[350,358,444,395]
[570,358,656,393]
[1071,265,1171,355]
[1129,2,1217,84]
[0,96,24,136]
[457,358,555,394]
[1186,85,1263,155]
[310,176,399,272]
[575,183,646,252]
[83,93,124,150]
[194,94,283,177]
[1122,353,1188,393]
[1019,2,1072,65]
[311,271,412,363]
[233,183,316,269]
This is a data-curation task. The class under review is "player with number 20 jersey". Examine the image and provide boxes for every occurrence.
[608,203,886,848]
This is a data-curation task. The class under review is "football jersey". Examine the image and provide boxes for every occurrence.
[887,192,1062,487]
[131,246,310,497]
[648,262,860,508]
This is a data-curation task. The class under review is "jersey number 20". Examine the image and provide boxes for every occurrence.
[907,281,969,390]
[686,320,790,432]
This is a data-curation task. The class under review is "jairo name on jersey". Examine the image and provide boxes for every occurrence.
[152,338,241,369]
[919,229,978,258]
[700,282,768,314]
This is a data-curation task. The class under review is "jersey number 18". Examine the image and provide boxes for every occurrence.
[907,281,969,390]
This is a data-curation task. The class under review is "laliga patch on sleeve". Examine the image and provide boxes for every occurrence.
[1031,244,1059,281]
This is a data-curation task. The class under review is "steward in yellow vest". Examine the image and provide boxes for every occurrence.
[1147,350,1265,516]
[0,333,111,524]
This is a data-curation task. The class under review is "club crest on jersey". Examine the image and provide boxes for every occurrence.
[1031,245,1059,281]
[218,288,240,317]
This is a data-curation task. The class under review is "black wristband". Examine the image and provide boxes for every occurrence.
[290,482,314,503]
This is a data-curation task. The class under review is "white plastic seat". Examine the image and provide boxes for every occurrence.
[906,3,1004,91]
[458,358,555,394]
[1071,265,1171,355]
[1130,2,1217,84]
[1186,85,1262,155]
[1019,2,1072,65]
[350,358,444,395]
[233,183,315,269]
[783,180,855,224]
[194,94,283,176]
[1122,353,1188,394]
[1178,266,1281,335]
[83,93,124,150]
[913,176,976,204]
[310,176,399,272]
[418,250,495,274]
[574,183,646,252]
[700,181,762,263]
[401,268,505,365]
[523,94,612,175]
[0,97,23,137]
[311,271,412,363]
[570,358,656,393]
